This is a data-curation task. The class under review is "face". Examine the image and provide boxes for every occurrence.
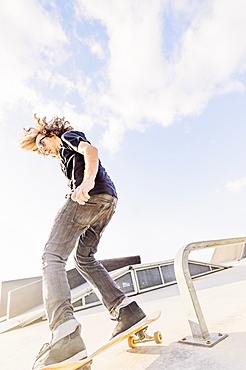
[36,134,60,157]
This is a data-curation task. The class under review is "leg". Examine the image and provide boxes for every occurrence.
[33,198,89,369]
[42,194,122,328]
[73,194,146,336]
[42,198,80,330]
[73,196,127,313]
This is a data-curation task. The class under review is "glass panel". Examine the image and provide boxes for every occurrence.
[188,263,210,276]
[161,264,176,283]
[115,272,135,294]
[85,292,100,304]
[73,299,82,308]
[136,267,162,290]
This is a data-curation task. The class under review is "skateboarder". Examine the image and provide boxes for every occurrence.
[20,115,146,369]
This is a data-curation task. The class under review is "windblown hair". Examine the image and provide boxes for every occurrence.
[20,114,73,155]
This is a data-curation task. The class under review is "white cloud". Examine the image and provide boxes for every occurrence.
[0,0,68,121]
[74,0,246,150]
[174,0,246,95]
[226,177,246,193]
[1,0,246,151]
[85,37,106,59]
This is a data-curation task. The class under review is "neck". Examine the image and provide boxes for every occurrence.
[55,136,61,147]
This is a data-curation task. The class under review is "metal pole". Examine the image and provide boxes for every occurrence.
[174,237,246,347]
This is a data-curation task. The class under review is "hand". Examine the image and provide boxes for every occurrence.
[71,179,95,204]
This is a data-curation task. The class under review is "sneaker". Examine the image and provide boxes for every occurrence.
[32,326,91,370]
[111,301,146,338]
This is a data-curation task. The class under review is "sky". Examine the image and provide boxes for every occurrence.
[1,0,246,281]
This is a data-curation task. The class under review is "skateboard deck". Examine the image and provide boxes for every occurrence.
[42,311,162,370]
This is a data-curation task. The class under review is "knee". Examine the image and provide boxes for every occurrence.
[73,250,95,270]
[42,245,67,269]
[42,249,54,269]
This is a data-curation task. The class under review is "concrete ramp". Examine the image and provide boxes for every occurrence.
[210,242,246,264]
[0,259,227,333]
[0,306,45,334]
[0,283,91,334]
[0,259,245,370]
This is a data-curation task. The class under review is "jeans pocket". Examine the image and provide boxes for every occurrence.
[72,196,116,227]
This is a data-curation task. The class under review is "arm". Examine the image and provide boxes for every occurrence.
[71,141,99,204]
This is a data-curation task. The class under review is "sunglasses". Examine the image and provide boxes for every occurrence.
[38,135,49,154]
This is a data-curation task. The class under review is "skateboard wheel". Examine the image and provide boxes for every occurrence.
[128,335,137,348]
[154,331,162,344]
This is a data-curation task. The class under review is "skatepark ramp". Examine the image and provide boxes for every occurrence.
[2,252,246,369]
[0,258,226,333]
[72,259,227,311]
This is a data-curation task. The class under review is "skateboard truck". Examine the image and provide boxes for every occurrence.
[128,326,163,348]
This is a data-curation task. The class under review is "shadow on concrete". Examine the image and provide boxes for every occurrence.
[124,331,246,370]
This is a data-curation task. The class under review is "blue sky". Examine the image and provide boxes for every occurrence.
[1,0,246,281]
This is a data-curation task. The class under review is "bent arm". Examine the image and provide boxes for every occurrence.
[78,141,99,181]
[71,141,99,204]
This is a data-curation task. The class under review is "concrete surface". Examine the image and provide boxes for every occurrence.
[0,259,245,370]
[0,277,41,317]
[0,256,141,321]
[210,242,246,264]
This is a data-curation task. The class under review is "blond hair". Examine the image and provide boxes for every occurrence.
[20,114,73,154]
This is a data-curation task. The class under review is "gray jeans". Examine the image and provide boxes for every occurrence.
[42,193,126,331]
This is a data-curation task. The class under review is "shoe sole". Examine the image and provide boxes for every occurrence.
[112,316,148,338]
[52,349,88,366]
[77,361,92,370]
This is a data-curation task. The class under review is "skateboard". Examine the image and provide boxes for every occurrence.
[42,311,162,370]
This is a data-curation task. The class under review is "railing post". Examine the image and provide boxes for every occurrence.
[174,236,246,347]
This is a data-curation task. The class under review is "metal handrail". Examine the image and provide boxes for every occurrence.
[174,236,246,347]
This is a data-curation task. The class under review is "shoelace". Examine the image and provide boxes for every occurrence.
[32,343,51,370]
[35,342,51,360]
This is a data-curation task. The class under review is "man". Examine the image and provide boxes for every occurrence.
[20,115,146,369]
